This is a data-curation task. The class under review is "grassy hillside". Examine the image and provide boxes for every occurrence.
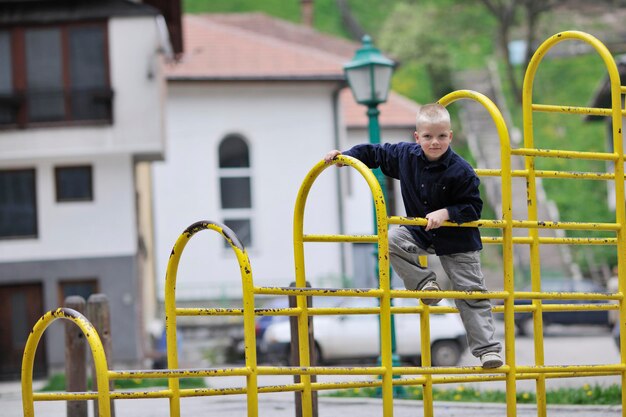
[184,0,341,39]
[183,0,620,272]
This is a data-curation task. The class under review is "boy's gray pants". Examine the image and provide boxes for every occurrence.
[388,226,501,358]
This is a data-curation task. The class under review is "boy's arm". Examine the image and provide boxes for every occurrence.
[334,143,400,178]
[446,175,483,224]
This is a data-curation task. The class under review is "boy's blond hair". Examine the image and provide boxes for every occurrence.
[416,103,451,130]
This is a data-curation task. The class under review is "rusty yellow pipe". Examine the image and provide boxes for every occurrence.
[293,156,394,416]
[531,102,626,116]
[420,303,434,417]
[439,89,516,417]
[22,308,111,417]
[388,216,621,231]
[22,31,626,417]
[164,221,259,417]
[522,30,625,417]
[476,168,615,180]
[511,147,619,161]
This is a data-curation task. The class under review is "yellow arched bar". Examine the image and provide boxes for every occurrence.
[20,29,626,417]
[293,157,393,416]
[21,308,111,417]
[438,89,516,417]
[522,30,625,417]
[164,221,259,417]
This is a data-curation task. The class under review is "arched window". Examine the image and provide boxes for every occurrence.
[219,135,249,168]
[218,134,252,247]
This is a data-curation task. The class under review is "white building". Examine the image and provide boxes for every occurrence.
[0,0,182,378]
[154,13,419,306]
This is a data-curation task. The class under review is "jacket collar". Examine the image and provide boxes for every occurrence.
[417,145,453,168]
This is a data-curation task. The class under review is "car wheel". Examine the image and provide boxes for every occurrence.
[515,318,550,337]
[431,340,462,366]
[272,344,289,366]
[516,318,535,337]
[284,343,323,365]
[313,342,323,365]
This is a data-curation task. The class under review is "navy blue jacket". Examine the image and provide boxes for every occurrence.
[343,142,483,255]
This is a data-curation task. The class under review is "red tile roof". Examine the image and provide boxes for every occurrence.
[166,14,348,80]
[202,13,357,58]
[341,89,419,129]
[166,12,418,128]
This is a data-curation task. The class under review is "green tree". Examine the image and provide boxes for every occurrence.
[477,0,607,102]
[378,1,492,99]
[378,3,453,99]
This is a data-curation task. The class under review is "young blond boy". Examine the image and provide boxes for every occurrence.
[324,103,502,368]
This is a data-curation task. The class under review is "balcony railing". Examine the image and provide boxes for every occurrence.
[0,88,114,128]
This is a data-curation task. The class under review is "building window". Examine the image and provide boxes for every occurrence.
[220,177,251,208]
[219,134,253,248]
[0,22,112,128]
[219,135,249,168]
[224,218,252,248]
[0,169,37,239]
[0,31,14,125]
[55,165,93,202]
[58,279,99,305]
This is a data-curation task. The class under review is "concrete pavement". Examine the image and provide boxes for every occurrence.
[5,324,623,417]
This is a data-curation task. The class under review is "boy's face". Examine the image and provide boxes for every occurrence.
[414,121,453,161]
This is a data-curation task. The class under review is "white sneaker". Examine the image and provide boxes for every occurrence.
[480,352,503,369]
[420,280,442,306]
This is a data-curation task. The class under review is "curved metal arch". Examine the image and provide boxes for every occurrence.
[292,155,392,416]
[438,89,517,416]
[521,31,626,417]
[292,156,389,288]
[522,31,623,150]
[436,90,514,276]
[21,308,111,417]
[521,32,624,246]
[19,37,626,416]
[522,31,623,196]
[164,220,258,417]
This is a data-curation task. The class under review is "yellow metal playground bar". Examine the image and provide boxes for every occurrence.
[19,30,626,417]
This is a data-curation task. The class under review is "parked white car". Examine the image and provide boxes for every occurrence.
[262,296,467,366]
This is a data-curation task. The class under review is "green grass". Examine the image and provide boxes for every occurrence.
[328,383,622,405]
[183,0,301,21]
[41,374,621,405]
[39,373,206,392]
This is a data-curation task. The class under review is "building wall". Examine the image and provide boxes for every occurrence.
[109,17,167,159]
[0,153,141,365]
[153,81,345,301]
[0,16,165,162]
[0,255,139,366]
[0,15,169,370]
[0,154,136,262]
[135,161,159,356]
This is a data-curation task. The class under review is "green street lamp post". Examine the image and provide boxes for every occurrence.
[344,35,403,383]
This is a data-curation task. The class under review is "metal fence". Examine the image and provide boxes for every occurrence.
[20,31,626,417]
